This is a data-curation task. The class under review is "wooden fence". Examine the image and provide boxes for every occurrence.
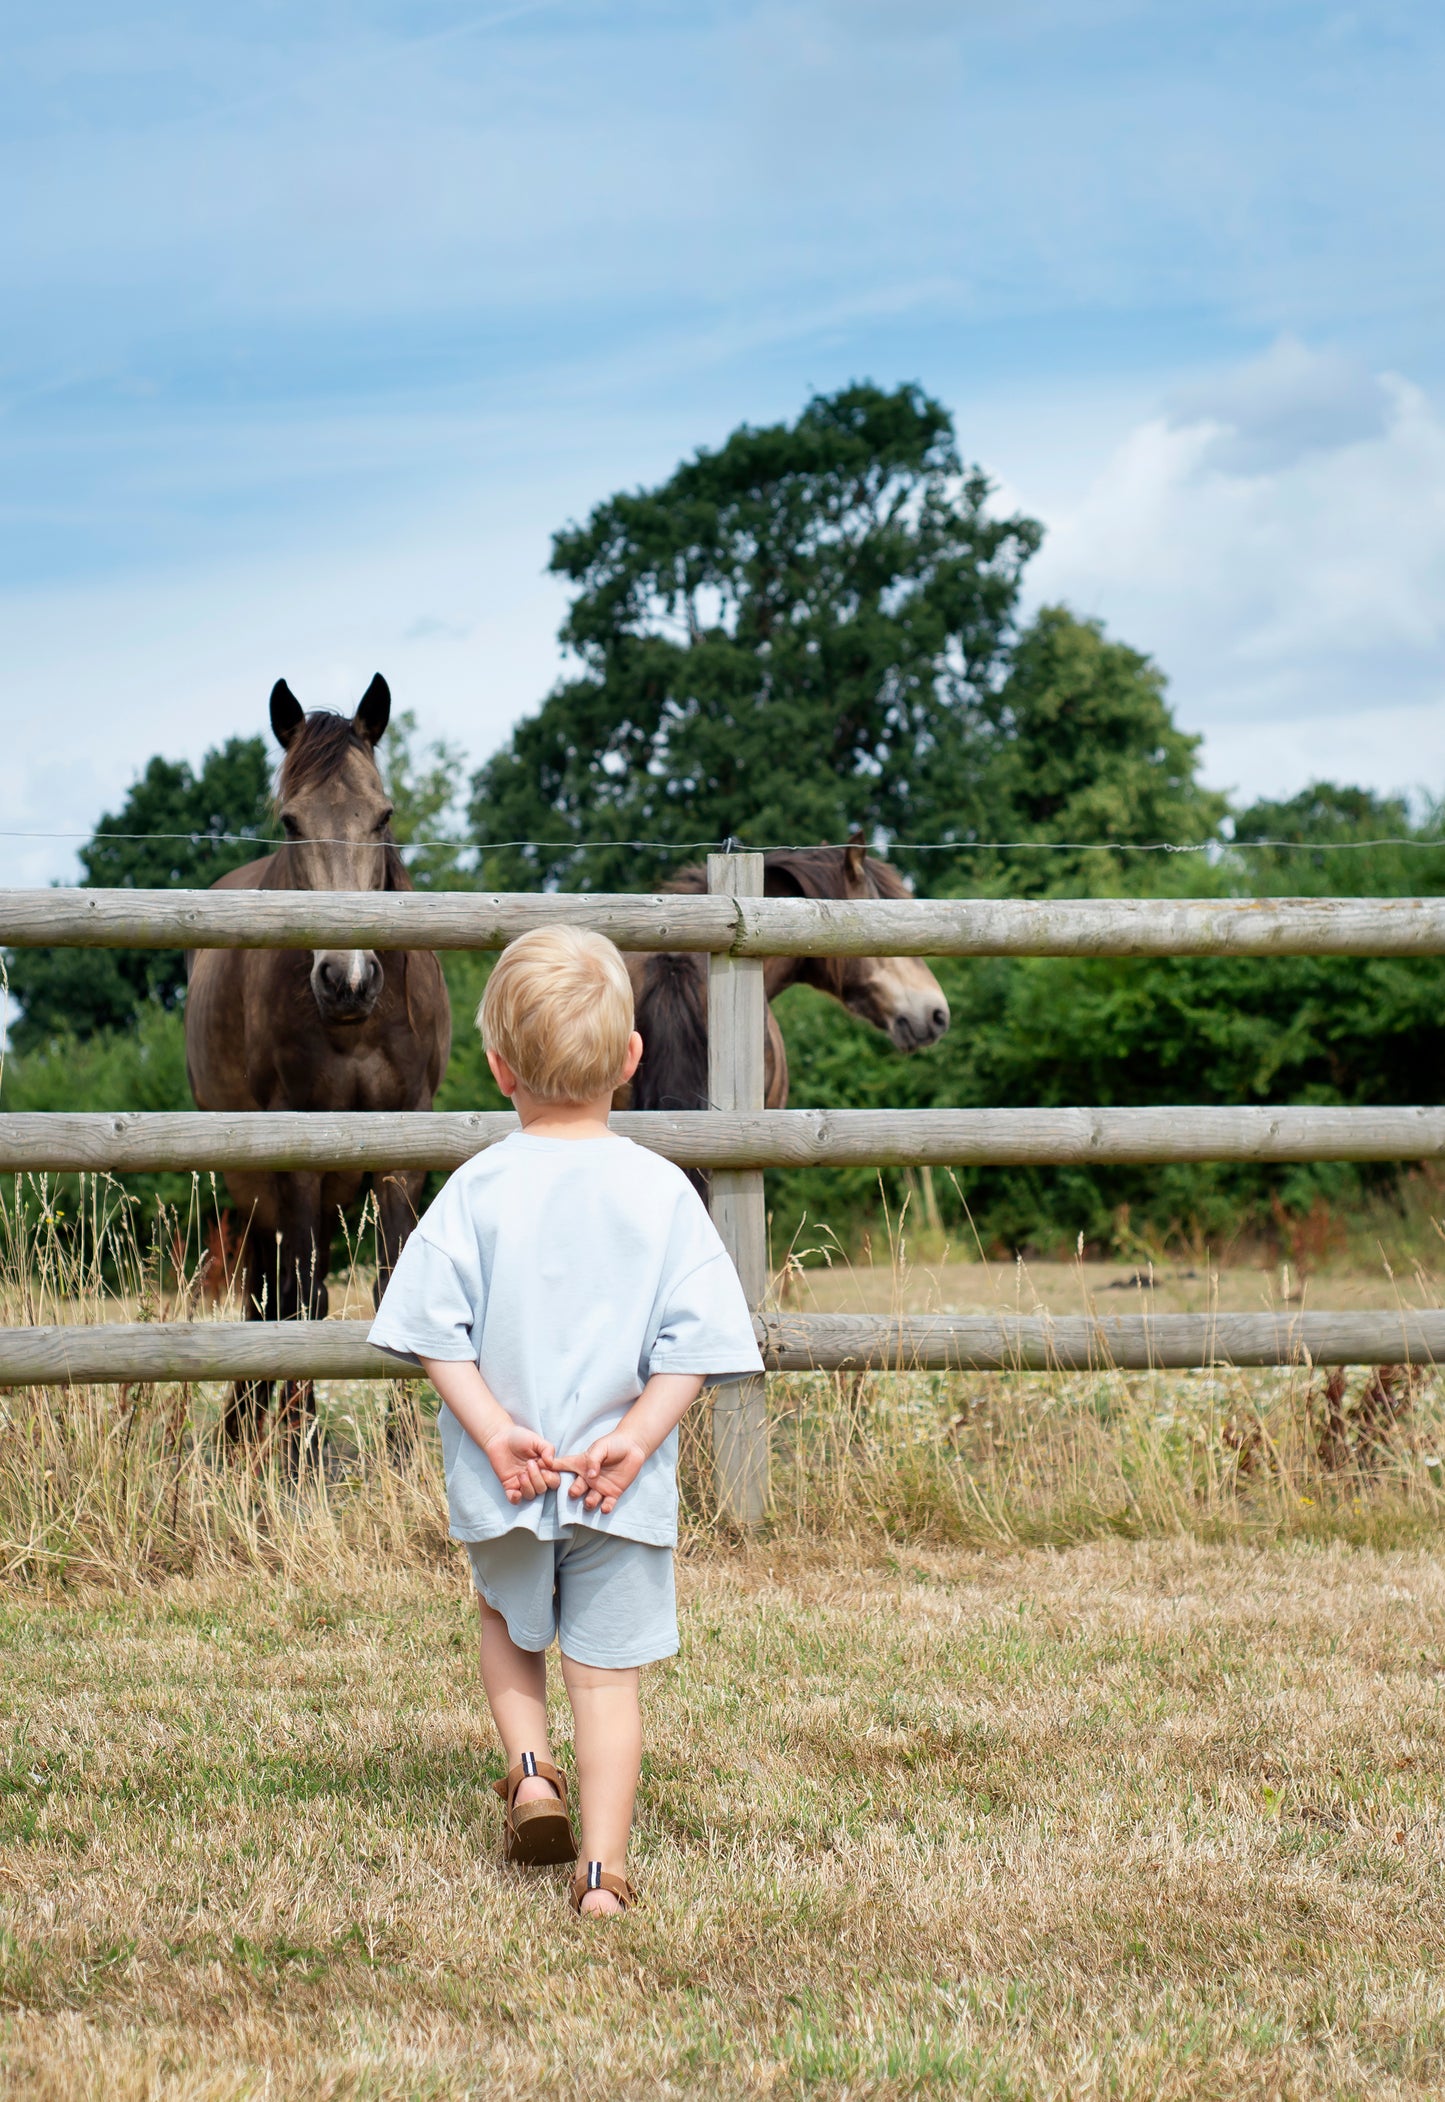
[3,858,1443,1521]
[3,1106,1443,1173]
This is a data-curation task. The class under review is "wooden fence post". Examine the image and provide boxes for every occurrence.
[706,850,769,1525]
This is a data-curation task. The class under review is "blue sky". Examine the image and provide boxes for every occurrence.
[4,0,1443,884]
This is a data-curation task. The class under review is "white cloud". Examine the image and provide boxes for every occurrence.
[1167,334,1393,475]
[1021,340,1445,803]
[1204,701,1445,814]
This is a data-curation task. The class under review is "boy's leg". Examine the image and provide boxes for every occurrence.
[552,1530,675,1911]
[560,1652,642,1913]
[477,1595,561,1806]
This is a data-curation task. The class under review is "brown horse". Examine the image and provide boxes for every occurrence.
[622,842,949,1130]
[184,676,451,1462]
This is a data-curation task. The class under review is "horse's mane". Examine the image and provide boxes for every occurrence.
[273,710,411,891]
[663,843,912,902]
[630,953,710,1119]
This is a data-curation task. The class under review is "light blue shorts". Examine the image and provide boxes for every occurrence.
[465,1519,678,1669]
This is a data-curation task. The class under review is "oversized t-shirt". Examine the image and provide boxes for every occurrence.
[367,1130,764,1546]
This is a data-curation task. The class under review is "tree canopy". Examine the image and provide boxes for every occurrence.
[4,738,273,1050]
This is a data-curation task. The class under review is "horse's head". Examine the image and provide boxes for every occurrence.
[765,841,950,1052]
[270,674,397,1026]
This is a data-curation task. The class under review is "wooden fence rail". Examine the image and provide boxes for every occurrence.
[5,888,1445,957]
[2,1105,1444,1174]
[2,1312,1442,1386]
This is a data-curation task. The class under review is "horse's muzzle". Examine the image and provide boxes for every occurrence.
[311,948,384,1023]
[889,995,950,1051]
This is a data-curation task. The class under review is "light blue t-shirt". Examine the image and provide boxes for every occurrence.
[367,1131,764,1547]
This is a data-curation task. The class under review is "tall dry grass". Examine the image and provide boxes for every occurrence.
[0,1173,451,1587]
[2,1171,1444,1590]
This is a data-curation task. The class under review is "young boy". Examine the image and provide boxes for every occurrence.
[368,925,763,1916]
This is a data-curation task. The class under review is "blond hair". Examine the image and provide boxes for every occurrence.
[477,926,635,1102]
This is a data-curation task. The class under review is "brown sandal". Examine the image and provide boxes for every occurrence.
[571,1860,635,1914]
[493,1754,576,1866]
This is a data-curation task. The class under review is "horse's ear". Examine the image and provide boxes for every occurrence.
[844,830,868,884]
[354,673,391,747]
[269,679,304,749]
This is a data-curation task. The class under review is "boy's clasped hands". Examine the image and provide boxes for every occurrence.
[481,1420,650,1516]
[426,1355,701,1517]
[462,1364,705,1515]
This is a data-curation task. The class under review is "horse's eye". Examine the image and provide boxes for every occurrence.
[375,807,394,833]
[280,813,301,839]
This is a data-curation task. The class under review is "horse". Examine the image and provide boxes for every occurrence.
[184,675,452,1463]
[621,842,949,1138]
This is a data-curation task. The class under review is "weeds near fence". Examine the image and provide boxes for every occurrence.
[2,1172,1444,1588]
[685,1355,1445,1552]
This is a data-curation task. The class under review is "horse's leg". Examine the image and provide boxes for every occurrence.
[273,1175,328,1476]
[374,1170,426,1462]
[223,1224,269,1448]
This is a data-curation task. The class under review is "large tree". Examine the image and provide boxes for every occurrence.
[470,383,1044,890]
[4,738,273,1049]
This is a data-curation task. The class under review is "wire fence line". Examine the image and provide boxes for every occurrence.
[1,826,1442,856]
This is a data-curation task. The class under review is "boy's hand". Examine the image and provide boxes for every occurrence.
[481,1424,561,1504]
[554,1435,649,1515]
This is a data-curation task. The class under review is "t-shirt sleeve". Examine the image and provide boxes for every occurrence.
[368,1231,479,1367]
[647,1195,764,1381]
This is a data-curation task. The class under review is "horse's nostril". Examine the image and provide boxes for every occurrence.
[314,953,381,1013]
[931,1007,948,1033]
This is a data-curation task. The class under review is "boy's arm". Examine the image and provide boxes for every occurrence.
[555,1372,705,1515]
[419,1356,561,1505]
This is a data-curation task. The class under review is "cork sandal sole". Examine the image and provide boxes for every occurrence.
[507,1798,576,1865]
[493,1755,576,1867]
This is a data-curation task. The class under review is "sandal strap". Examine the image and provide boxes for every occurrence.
[492,1754,569,1810]
[572,1861,633,1912]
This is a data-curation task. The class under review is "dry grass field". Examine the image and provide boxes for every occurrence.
[4,1536,1445,2100]
[4,1184,1445,2096]
[793,1251,1445,1320]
